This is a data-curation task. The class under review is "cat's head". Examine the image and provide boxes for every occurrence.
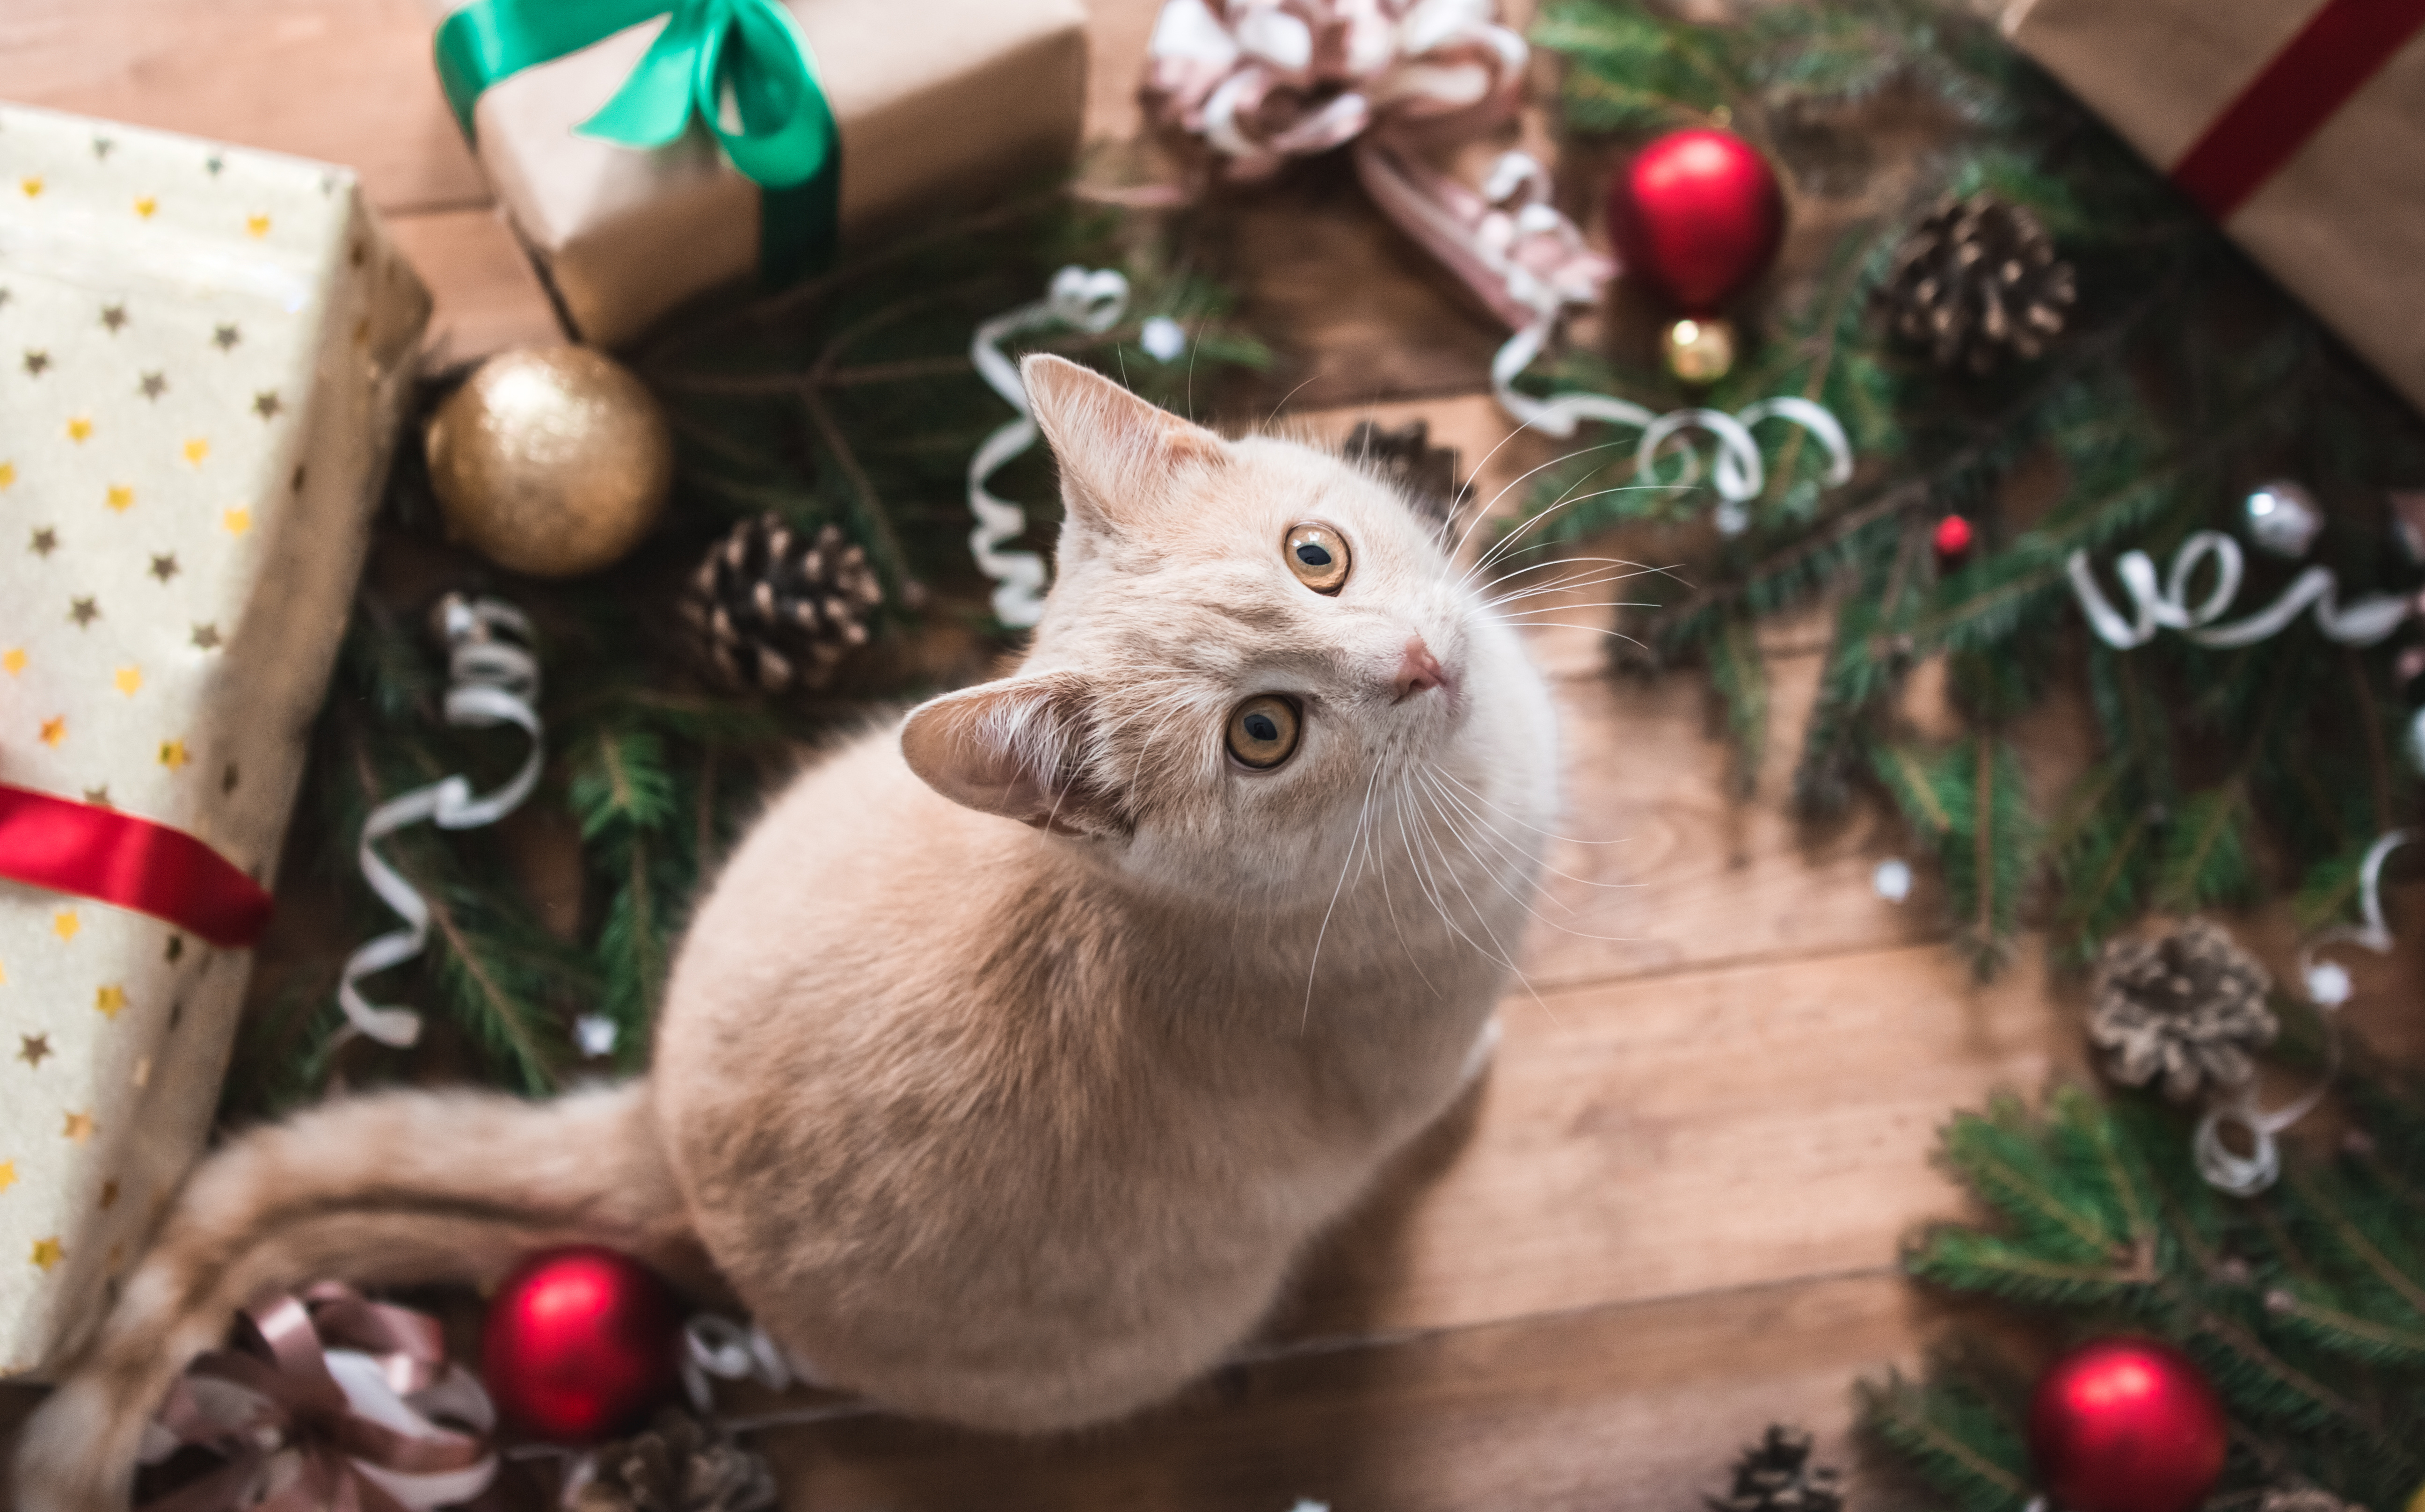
[901,356,1552,906]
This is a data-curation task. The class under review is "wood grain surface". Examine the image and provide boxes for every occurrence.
[4,4,2418,1511]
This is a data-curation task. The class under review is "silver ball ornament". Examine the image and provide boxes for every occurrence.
[2242,480,2322,559]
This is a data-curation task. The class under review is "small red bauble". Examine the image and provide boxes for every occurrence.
[481,1245,684,1442]
[2028,1338,2229,1512]
[1606,128,1786,313]
[1933,514,1975,565]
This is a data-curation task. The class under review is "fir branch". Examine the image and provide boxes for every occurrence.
[1857,1371,2033,1512]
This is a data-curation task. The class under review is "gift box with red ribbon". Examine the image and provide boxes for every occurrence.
[0,103,430,1377]
[2003,0,2425,415]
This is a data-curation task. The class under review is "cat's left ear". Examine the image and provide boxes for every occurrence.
[1022,353,1226,534]
[899,672,1127,839]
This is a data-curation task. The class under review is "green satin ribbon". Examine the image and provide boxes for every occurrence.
[434,0,838,292]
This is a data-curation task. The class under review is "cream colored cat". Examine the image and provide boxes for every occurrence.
[15,355,1559,1509]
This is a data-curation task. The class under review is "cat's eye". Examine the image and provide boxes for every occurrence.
[1283,523,1351,594]
[1225,695,1302,770]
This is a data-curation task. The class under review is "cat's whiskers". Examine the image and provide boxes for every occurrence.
[1302,757,1389,1033]
[1369,755,1445,1001]
[1458,482,1678,589]
[1443,440,1632,572]
[1403,779,1561,1027]
[1419,774,1646,946]
[1435,769,1631,849]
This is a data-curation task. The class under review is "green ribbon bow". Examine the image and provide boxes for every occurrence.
[435,0,839,296]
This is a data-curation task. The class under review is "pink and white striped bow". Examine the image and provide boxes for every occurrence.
[1143,0,1612,331]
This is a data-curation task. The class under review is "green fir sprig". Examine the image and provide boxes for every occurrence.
[1529,0,2425,974]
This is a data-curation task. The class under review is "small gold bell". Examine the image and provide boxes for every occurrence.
[1662,317,1736,385]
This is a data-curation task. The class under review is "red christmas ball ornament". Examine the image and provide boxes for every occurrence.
[1606,127,1786,314]
[2028,1338,2229,1512]
[481,1245,684,1442]
[1933,513,1975,566]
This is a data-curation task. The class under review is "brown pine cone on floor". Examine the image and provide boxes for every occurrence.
[2089,918,2278,1103]
[1881,193,2076,374]
[569,1409,777,1512]
[680,514,884,693]
[1344,418,1464,539]
[1706,1424,1844,1512]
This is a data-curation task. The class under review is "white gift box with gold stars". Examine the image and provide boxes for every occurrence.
[0,103,429,1377]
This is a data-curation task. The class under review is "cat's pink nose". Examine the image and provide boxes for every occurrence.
[1393,636,1450,702]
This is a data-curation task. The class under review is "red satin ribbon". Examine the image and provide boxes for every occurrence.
[2170,0,2425,221]
[0,782,272,948]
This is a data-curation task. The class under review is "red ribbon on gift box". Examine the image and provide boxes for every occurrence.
[0,782,272,948]
[2171,0,2425,220]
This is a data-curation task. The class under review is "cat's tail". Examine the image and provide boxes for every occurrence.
[13,1080,703,1512]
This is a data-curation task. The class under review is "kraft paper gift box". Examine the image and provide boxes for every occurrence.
[431,0,1090,348]
[2003,0,2425,416]
[0,102,429,1376]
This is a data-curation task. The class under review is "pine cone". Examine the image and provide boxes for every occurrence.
[569,1410,777,1512]
[1706,1425,1843,1512]
[680,515,883,693]
[1881,194,2076,374]
[1344,419,1463,538]
[2089,919,2277,1102]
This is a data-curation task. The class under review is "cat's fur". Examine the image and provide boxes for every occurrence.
[15,356,1558,1509]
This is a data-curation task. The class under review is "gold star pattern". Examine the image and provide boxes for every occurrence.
[149,552,179,582]
[133,196,156,219]
[105,485,133,511]
[138,371,167,400]
[23,350,50,376]
[29,526,57,555]
[0,1163,14,1195]
[222,508,251,535]
[0,461,15,488]
[52,910,79,940]
[94,985,127,1020]
[158,738,189,770]
[246,214,271,237]
[66,416,92,443]
[16,1034,46,1068]
[99,303,128,333]
[61,1110,95,1143]
[68,596,98,626]
[30,1238,64,1272]
[212,323,240,350]
[39,716,66,748]
[190,622,221,650]
[113,666,141,697]
[182,437,208,465]
[3,648,23,675]
[20,177,42,197]
[251,390,282,420]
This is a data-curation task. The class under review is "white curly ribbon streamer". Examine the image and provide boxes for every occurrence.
[1493,314,1855,516]
[336,596,543,1048]
[967,266,1131,629]
[681,1313,808,1412]
[2193,828,2416,1196]
[2068,530,2416,652]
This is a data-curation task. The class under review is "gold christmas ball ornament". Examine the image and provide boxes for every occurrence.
[425,346,674,577]
[1662,316,1737,385]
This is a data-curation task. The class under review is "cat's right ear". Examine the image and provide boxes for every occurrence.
[1021,353,1225,535]
[900,673,1126,839]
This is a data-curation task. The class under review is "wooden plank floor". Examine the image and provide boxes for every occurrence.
[7,5,2422,1510]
